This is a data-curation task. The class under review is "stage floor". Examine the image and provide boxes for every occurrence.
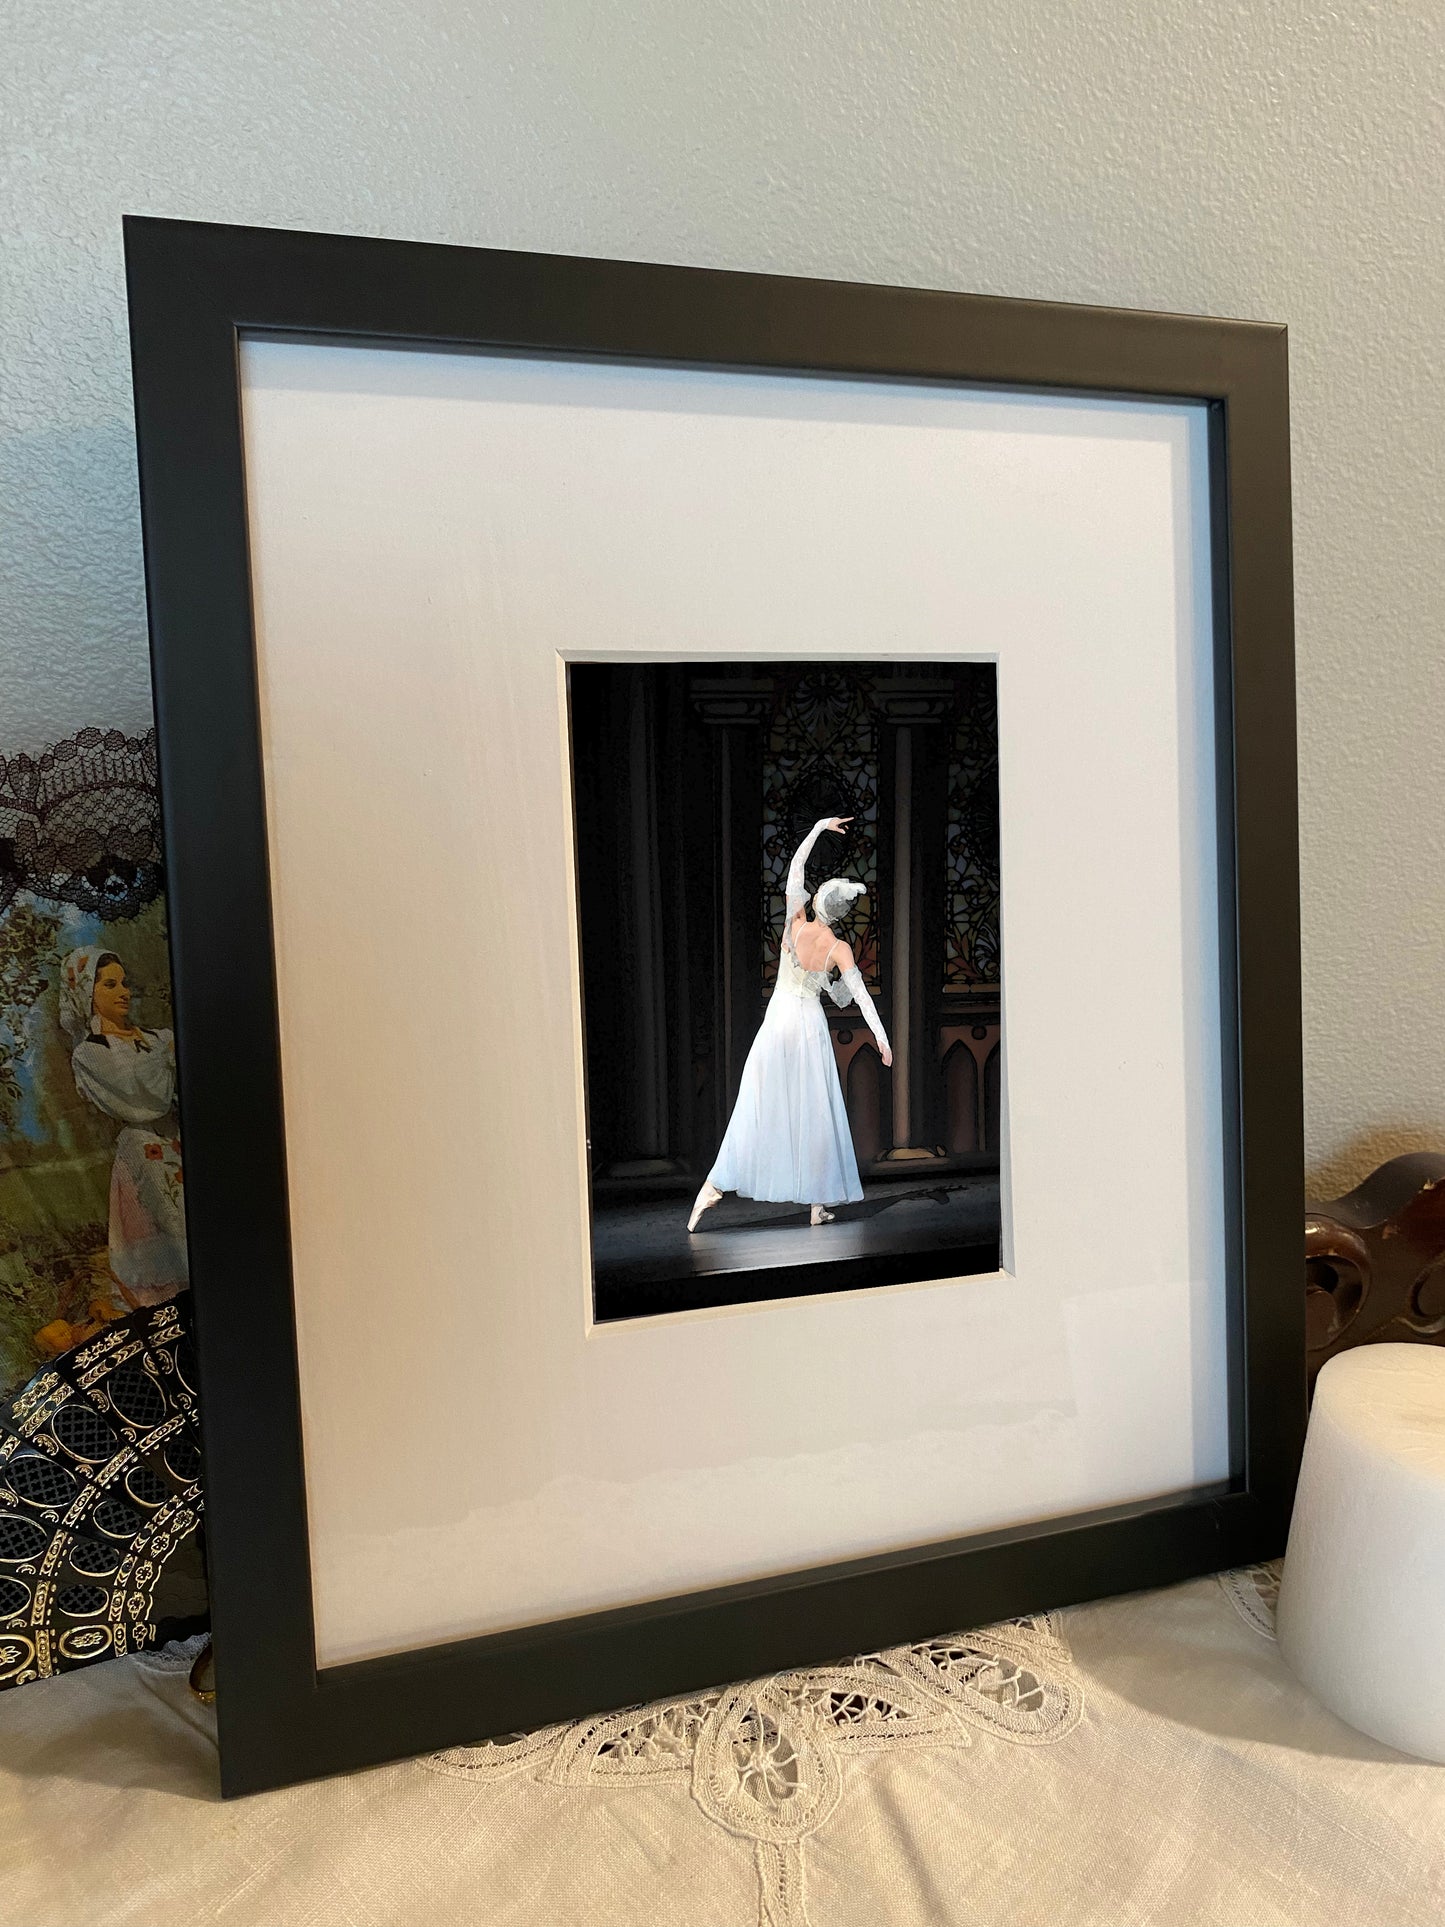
[591,1172,1002,1321]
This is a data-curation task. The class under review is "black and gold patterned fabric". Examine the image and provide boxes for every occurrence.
[0,1294,206,1689]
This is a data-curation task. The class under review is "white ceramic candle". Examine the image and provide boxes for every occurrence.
[1277,1344,1445,1761]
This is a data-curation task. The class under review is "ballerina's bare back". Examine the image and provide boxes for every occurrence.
[791,914,853,974]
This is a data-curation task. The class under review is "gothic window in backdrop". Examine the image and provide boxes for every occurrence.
[945,678,1001,989]
[761,669,881,991]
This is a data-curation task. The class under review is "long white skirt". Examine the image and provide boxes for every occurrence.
[707,985,864,1206]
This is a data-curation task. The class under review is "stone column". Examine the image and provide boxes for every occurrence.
[878,678,954,1161]
[597,667,680,1179]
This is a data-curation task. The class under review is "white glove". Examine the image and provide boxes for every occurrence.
[834,964,891,1064]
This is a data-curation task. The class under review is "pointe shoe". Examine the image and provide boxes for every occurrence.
[688,1182,723,1232]
[810,1205,835,1226]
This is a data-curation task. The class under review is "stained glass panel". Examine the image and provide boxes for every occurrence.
[944,675,1000,987]
[760,670,880,988]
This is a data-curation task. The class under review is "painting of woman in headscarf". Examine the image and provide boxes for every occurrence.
[58,946,188,1306]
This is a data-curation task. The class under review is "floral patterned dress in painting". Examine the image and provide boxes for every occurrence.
[70,1030,187,1305]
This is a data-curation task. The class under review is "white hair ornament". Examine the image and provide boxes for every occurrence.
[812,877,865,925]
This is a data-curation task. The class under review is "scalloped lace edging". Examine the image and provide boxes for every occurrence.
[422,1613,1082,1926]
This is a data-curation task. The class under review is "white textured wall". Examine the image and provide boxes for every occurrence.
[2,1,1442,1187]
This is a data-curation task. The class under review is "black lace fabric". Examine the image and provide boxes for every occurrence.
[0,728,164,920]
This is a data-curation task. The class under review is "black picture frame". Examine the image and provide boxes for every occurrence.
[124,215,1304,1798]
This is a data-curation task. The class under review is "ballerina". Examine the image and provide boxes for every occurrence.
[688,815,892,1232]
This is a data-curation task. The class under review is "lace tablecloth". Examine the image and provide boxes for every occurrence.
[4,1566,1442,1925]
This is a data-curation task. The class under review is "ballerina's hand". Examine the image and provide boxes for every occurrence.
[822,815,853,834]
[881,1044,893,1067]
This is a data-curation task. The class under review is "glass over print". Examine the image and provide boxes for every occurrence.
[570,660,1003,1323]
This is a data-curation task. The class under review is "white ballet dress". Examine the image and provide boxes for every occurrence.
[706,941,864,1207]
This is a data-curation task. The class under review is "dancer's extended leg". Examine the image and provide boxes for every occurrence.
[688,1181,723,1232]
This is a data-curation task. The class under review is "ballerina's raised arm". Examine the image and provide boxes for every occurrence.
[785,816,851,929]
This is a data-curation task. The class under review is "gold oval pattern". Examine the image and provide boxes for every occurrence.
[0,1632,37,1680]
[58,1624,113,1662]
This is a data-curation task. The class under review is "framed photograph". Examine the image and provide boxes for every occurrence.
[572,656,1003,1324]
[125,217,1304,1795]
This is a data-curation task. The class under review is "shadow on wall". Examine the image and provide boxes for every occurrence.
[1306,1128,1445,1204]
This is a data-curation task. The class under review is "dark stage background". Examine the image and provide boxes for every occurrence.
[570,663,1002,1252]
